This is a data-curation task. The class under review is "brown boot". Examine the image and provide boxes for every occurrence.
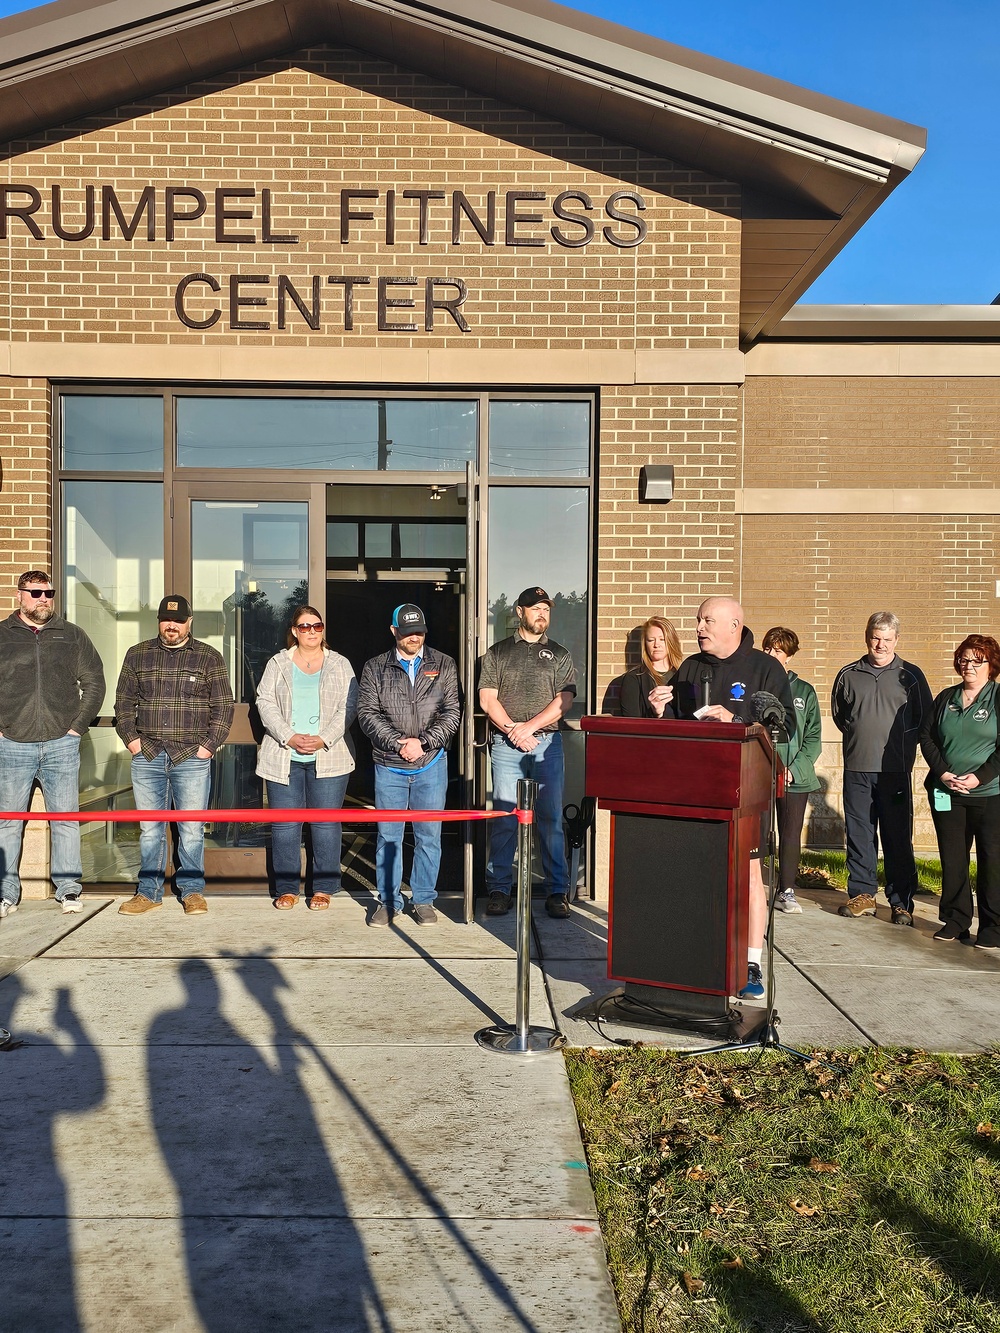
[118,895,161,915]
[182,893,208,915]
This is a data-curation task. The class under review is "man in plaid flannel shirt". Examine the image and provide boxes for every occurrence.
[115,595,234,916]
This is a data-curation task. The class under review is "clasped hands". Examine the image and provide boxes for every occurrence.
[288,733,324,756]
[942,770,980,795]
[645,684,674,717]
[506,721,540,752]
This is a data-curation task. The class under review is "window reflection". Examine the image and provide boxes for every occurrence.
[63,481,164,688]
[487,487,589,704]
[62,395,163,471]
[177,397,477,471]
[489,401,590,477]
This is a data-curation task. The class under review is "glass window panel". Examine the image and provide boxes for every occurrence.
[62,395,163,471]
[382,400,477,471]
[364,524,392,558]
[177,397,476,471]
[489,401,590,477]
[327,522,360,559]
[487,486,589,706]
[78,729,141,883]
[398,523,466,559]
[191,500,309,705]
[63,481,164,691]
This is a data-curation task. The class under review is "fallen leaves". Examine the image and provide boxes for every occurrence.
[681,1272,705,1297]
[809,1157,840,1174]
[789,1198,821,1217]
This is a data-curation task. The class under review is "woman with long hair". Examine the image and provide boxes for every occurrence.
[920,634,1000,948]
[619,615,682,718]
[255,605,357,909]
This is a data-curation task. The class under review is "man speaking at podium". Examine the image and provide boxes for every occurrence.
[670,597,794,999]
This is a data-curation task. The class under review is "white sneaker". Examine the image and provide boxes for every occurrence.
[0,900,17,918]
[776,890,803,914]
[60,895,84,914]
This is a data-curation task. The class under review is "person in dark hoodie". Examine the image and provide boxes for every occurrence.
[831,611,932,926]
[670,596,794,999]
[0,570,105,917]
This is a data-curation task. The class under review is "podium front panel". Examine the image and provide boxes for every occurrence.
[609,812,731,993]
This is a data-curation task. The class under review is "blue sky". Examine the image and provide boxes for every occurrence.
[2,0,997,304]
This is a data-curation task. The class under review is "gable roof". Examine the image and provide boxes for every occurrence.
[0,0,926,345]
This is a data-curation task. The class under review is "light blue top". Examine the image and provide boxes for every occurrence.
[290,664,321,763]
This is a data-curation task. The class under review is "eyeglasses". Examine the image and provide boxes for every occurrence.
[295,622,324,633]
[958,658,987,669]
[23,589,55,599]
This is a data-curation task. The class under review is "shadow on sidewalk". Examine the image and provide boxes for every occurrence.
[0,975,104,1332]
[231,951,543,1333]
[149,957,388,1331]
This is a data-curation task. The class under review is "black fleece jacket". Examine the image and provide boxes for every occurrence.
[670,626,795,735]
[0,612,105,741]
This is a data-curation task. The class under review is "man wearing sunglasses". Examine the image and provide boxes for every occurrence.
[0,571,106,918]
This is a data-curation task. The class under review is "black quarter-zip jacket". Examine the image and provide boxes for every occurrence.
[0,612,106,740]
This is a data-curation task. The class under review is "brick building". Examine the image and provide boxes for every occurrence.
[0,0,993,898]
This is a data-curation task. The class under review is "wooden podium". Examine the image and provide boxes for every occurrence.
[581,716,774,1024]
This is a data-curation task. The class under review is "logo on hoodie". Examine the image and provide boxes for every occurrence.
[730,682,746,700]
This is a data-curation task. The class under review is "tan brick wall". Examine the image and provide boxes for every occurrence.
[741,376,1000,851]
[1,47,741,352]
[595,383,741,687]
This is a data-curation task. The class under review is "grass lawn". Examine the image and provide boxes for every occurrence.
[797,849,950,897]
[567,1047,1000,1332]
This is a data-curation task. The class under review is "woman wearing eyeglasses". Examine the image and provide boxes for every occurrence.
[255,605,357,910]
[919,635,1000,948]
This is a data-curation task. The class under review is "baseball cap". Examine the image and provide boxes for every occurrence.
[515,586,553,609]
[392,603,428,635]
[157,594,193,622]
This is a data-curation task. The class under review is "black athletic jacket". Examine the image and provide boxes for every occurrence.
[670,627,795,735]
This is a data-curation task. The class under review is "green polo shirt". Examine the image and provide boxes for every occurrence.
[935,681,999,797]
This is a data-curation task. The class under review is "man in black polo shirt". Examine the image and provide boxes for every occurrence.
[479,586,576,918]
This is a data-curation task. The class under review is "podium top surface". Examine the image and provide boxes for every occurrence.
[580,715,774,813]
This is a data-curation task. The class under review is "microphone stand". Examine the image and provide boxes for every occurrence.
[684,718,834,1067]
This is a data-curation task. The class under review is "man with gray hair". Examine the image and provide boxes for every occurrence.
[832,611,932,924]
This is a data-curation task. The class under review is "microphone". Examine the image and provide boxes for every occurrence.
[699,669,713,711]
[751,690,788,734]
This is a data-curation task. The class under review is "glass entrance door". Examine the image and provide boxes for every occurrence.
[326,476,479,917]
[173,481,322,884]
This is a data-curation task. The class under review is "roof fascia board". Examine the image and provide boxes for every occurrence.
[0,0,924,182]
[768,305,1000,341]
[363,0,924,173]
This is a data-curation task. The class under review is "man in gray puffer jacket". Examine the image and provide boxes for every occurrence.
[358,603,461,926]
[0,570,105,916]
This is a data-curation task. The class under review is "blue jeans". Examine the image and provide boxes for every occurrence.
[0,734,82,904]
[487,732,568,898]
[131,752,212,903]
[374,757,449,910]
[266,765,349,898]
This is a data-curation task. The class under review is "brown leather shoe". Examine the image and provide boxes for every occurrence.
[274,893,298,910]
[182,893,208,915]
[118,894,161,915]
[838,893,877,918]
[308,893,331,911]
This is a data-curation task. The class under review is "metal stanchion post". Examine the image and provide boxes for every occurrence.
[476,778,566,1055]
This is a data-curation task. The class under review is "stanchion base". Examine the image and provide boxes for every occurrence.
[475,1024,567,1054]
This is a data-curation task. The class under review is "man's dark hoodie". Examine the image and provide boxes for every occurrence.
[670,626,795,735]
[0,612,105,741]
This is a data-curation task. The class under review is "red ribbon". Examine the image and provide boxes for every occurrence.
[0,808,516,824]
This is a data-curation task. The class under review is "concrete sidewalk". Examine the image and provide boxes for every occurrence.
[3,883,999,1332]
[0,896,619,1333]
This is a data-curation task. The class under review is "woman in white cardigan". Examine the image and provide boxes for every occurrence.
[255,606,357,909]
